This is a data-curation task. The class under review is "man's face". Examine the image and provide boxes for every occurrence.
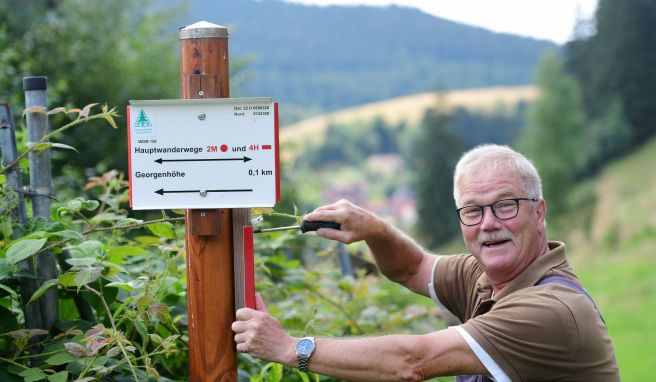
[457,165,546,282]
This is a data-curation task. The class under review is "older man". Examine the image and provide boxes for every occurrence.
[232,144,619,381]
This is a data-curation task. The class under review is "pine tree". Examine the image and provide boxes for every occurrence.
[519,51,586,215]
[410,103,464,249]
[567,0,656,145]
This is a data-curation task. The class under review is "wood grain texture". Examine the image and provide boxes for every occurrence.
[181,30,237,381]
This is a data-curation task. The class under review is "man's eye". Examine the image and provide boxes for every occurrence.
[462,208,481,217]
[495,201,515,210]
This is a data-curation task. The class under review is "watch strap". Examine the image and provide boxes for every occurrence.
[296,337,315,372]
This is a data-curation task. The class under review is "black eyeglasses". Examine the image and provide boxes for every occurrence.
[456,198,538,226]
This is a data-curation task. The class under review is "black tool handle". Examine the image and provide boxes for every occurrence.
[300,220,341,233]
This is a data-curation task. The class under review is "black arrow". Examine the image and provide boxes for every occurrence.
[155,188,253,195]
[155,157,251,164]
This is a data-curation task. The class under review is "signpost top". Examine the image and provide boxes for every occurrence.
[179,21,228,39]
[130,97,271,107]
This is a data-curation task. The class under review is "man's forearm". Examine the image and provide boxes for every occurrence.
[294,330,482,381]
[365,220,433,295]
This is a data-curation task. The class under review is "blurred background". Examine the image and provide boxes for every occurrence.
[1,0,654,380]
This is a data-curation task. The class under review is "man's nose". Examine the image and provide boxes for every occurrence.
[480,206,501,230]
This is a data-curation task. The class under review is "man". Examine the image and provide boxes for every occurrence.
[232,144,619,381]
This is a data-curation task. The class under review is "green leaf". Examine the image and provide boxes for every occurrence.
[81,200,99,211]
[0,284,18,300]
[107,246,148,258]
[104,281,134,291]
[6,238,47,264]
[45,352,76,366]
[0,215,13,242]
[74,267,102,288]
[64,240,103,258]
[134,320,148,345]
[28,279,59,304]
[46,371,68,382]
[50,142,78,152]
[28,142,78,153]
[147,222,176,239]
[90,212,125,224]
[58,273,76,287]
[296,370,310,382]
[0,259,12,281]
[65,258,97,267]
[45,230,83,242]
[18,367,46,382]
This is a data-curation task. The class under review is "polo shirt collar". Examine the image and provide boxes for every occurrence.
[475,241,568,303]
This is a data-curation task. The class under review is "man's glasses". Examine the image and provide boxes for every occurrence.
[456,198,538,226]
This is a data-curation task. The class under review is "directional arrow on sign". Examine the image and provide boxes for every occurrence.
[154,157,251,164]
[155,188,253,195]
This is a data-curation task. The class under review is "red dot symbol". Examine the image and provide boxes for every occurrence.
[220,144,228,152]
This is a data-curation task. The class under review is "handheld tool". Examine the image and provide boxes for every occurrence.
[254,220,340,234]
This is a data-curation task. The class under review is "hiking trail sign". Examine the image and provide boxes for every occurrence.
[127,97,279,210]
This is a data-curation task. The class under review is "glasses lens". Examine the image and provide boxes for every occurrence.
[492,199,519,219]
[459,206,482,225]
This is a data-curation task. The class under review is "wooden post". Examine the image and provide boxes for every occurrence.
[23,77,59,330]
[180,22,238,382]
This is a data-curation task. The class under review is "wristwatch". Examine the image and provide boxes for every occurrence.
[295,337,316,372]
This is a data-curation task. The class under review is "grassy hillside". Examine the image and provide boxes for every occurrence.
[555,137,656,381]
[280,85,537,159]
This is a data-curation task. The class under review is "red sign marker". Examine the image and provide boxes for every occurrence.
[262,144,272,150]
[243,226,256,309]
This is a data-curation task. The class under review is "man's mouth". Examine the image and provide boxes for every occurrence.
[482,239,511,248]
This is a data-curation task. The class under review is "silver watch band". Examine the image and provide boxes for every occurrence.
[297,353,310,372]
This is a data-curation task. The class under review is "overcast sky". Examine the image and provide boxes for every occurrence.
[283,0,599,44]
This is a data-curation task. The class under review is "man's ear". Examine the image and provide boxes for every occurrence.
[536,199,547,227]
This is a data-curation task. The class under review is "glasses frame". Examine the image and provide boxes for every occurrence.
[456,197,538,226]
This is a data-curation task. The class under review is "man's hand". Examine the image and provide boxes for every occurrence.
[232,293,296,366]
[303,199,386,244]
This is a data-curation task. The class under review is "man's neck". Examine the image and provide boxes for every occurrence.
[489,239,550,293]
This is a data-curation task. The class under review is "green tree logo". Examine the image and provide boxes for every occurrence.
[134,109,152,127]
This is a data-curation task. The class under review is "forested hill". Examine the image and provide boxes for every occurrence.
[181,0,556,112]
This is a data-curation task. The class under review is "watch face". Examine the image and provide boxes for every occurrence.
[296,338,314,355]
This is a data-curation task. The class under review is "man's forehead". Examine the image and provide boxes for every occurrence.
[459,188,517,206]
[457,166,524,204]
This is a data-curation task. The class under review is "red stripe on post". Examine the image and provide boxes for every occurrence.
[126,106,133,208]
[274,102,280,203]
[243,226,255,309]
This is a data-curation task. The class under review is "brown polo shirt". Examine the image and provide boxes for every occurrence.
[433,241,619,381]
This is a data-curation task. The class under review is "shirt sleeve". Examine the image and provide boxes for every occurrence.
[460,286,590,382]
[432,254,483,323]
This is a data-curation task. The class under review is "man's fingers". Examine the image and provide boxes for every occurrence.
[255,292,268,313]
[231,320,247,333]
[235,307,257,321]
[316,228,350,243]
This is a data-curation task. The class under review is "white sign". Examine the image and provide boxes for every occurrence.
[127,98,279,210]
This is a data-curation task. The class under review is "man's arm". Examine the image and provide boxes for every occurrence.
[232,295,487,381]
[303,200,439,296]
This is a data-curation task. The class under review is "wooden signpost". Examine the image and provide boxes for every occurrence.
[179,22,238,381]
[127,21,274,381]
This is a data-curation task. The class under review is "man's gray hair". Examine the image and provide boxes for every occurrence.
[453,144,543,207]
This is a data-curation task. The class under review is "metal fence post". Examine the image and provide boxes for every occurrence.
[0,103,43,331]
[23,76,59,330]
[337,242,355,277]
